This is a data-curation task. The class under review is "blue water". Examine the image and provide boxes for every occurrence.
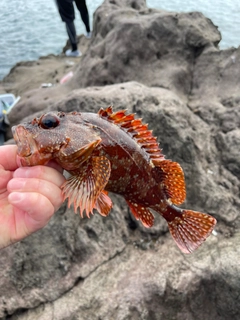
[0,0,239,80]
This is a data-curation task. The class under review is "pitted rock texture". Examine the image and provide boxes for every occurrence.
[0,0,239,319]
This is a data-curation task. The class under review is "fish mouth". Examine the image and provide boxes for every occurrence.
[12,125,50,166]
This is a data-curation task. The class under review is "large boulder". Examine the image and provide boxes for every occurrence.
[6,0,222,127]
[73,0,221,100]
[1,81,240,319]
[1,0,239,319]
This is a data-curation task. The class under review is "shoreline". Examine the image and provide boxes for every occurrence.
[0,1,240,318]
[0,34,90,97]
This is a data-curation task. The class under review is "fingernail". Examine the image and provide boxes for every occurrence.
[8,192,24,204]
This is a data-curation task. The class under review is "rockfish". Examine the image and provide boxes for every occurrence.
[12,107,216,253]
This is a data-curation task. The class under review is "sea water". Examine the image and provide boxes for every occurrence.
[0,0,239,80]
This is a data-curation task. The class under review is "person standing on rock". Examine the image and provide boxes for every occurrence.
[55,0,91,57]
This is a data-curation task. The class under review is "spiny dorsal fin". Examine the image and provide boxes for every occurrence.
[98,106,165,163]
[98,107,187,205]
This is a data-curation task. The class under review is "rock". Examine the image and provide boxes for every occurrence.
[0,0,240,319]
[1,35,90,97]
[73,0,221,100]
[1,81,240,319]
[1,35,90,134]
[7,233,240,320]
[188,47,240,182]
[6,0,222,129]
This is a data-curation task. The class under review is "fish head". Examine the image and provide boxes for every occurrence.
[12,111,101,169]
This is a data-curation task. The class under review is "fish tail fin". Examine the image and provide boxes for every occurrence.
[163,205,216,254]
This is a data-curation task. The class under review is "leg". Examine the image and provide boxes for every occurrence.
[65,20,78,51]
[55,0,75,23]
[55,0,79,53]
[75,0,90,33]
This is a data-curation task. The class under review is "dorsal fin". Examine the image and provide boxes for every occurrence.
[152,160,186,204]
[98,106,165,163]
[98,106,187,205]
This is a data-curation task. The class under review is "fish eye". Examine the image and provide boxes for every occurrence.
[40,113,60,129]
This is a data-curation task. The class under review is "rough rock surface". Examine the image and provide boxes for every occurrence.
[1,35,90,97]
[4,0,222,128]
[74,1,221,101]
[0,0,240,319]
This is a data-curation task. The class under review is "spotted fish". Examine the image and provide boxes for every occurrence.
[12,106,216,253]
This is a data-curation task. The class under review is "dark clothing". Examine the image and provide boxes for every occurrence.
[56,0,90,31]
[55,0,90,51]
[65,21,78,51]
[56,0,75,23]
[75,0,90,33]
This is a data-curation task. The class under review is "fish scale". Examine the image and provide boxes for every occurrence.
[12,106,217,254]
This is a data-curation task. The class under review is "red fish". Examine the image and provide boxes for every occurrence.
[12,107,216,253]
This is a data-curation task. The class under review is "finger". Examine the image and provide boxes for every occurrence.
[0,166,13,191]
[47,160,63,173]
[0,145,18,171]
[13,165,66,188]
[8,178,64,211]
[8,192,55,233]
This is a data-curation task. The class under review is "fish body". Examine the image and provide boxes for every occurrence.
[12,107,216,253]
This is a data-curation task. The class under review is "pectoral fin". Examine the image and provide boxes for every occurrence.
[62,156,111,217]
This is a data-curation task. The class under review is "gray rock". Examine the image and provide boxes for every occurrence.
[7,0,222,128]
[1,0,239,319]
[1,81,240,319]
[74,0,221,100]
[8,233,240,320]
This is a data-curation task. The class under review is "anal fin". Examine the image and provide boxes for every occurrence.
[126,200,154,227]
[165,206,217,254]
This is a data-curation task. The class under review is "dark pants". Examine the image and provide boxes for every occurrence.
[56,0,90,51]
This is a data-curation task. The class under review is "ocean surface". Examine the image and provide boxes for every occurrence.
[0,0,239,80]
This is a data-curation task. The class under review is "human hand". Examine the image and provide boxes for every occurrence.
[0,145,65,249]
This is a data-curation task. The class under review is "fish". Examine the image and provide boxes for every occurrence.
[12,106,217,253]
